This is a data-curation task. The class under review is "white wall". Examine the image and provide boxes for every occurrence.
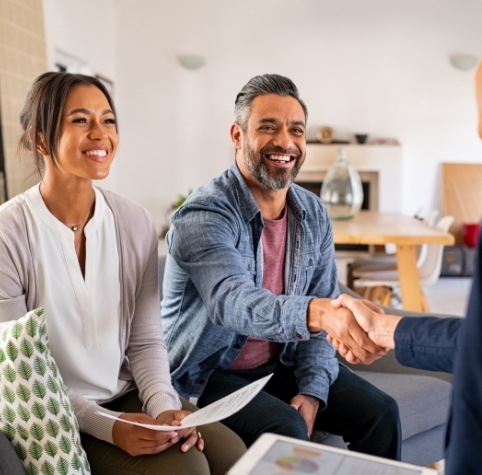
[42,0,116,77]
[42,0,482,233]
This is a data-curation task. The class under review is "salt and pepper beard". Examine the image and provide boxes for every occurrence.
[241,136,303,190]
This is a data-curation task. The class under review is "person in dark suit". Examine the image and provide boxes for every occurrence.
[445,58,482,474]
[331,266,478,474]
[331,60,482,474]
[446,234,482,473]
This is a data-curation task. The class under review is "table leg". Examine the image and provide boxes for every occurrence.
[396,244,424,311]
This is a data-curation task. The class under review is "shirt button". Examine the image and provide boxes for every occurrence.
[295,333,303,340]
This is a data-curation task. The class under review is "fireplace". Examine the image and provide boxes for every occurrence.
[296,171,379,212]
[296,144,402,252]
[296,174,376,251]
[296,144,402,212]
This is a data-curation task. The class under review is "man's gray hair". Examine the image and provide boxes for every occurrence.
[234,74,308,130]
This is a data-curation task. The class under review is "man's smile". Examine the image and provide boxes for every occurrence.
[266,154,295,163]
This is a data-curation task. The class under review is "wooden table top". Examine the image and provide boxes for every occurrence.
[331,211,455,246]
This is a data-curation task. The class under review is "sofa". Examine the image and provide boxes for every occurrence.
[0,431,26,475]
[0,258,453,473]
[158,255,453,467]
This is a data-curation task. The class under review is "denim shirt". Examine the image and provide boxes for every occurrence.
[162,164,340,407]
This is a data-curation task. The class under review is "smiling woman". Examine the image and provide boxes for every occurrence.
[0,71,246,475]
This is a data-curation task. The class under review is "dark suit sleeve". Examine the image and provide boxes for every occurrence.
[393,316,463,372]
[445,237,482,473]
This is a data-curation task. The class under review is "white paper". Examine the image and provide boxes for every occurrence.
[97,373,272,431]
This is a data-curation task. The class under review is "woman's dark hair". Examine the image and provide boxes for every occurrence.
[234,74,308,130]
[18,71,117,175]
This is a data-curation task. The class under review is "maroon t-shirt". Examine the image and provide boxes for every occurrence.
[229,208,286,370]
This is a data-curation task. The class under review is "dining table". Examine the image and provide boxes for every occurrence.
[330,211,455,312]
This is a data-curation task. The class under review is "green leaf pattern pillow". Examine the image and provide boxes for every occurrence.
[0,308,91,475]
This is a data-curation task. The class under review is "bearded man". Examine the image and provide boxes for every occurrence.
[161,74,401,459]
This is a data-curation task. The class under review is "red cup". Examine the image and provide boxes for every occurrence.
[462,223,480,248]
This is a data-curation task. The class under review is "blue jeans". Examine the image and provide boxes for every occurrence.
[198,361,401,460]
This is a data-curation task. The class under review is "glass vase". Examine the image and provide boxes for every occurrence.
[320,148,364,220]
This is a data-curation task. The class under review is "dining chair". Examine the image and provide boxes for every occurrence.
[351,214,454,311]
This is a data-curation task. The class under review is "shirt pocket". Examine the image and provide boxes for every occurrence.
[298,251,320,294]
[242,255,257,285]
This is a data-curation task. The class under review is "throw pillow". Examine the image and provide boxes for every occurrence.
[0,308,91,475]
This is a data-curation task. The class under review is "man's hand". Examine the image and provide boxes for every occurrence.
[329,294,402,362]
[290,394,320,437]
[327,334,389,364]
[307,298,387,364]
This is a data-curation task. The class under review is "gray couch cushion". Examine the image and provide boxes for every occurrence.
[312,370,451,465]
[353,370,451,441]
[0,431,26,475]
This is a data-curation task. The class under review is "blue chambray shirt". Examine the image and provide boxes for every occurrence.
[162,164,340,407]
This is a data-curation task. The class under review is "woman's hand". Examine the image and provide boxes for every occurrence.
[112,411,204,456]
[156,410,204,453]
[112,412,180,456]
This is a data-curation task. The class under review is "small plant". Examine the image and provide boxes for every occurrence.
[170,189,192,210]
[159,189,192,239]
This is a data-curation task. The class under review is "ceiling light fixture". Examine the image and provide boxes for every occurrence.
[449,54,479,71]
[178,54,206,70]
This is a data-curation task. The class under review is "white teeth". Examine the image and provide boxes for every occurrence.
[86,150,107,157]
[269,154,291,162]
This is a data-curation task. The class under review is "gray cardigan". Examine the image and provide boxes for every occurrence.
[0,186,180,444]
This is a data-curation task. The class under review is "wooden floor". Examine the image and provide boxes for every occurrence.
[424,276,471,317]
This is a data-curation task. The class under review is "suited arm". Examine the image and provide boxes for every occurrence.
[394,316,462,373]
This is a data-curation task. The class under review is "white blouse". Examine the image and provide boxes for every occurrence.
[23,185,129,403]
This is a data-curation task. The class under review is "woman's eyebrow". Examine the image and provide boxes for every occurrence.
[66,108,114,116]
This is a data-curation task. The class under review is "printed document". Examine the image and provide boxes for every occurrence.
[98,373,272,431]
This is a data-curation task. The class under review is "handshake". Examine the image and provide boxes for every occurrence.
[308,294,403,365]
